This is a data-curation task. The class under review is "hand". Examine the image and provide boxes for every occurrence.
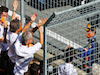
[65,45,72,50]
[83,48,88,52]
[4,19,8,28]
[15,16,20,20]
[13,0,19,11]
[30,13,37,22]
[37,17,47,27]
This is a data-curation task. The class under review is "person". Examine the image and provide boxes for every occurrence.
[0,6,10,53]
[13,18,47,75]
[6,13,37,64]
[81,24,97,68]
[58,48,77,75]
[29,63,40,75]
[0,5,11,75]
[0,0,20,75]
[92,63,100,75]
[6,12,41,74]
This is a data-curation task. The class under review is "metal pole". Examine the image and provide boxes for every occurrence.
[6,0,8,20]
[43,26,47,75]
[6,0,8,7]
[21,0,24,28]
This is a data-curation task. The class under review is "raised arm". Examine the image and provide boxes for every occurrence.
[11,0,19,20]
[38,18,47,46]
[30,18,47,34]
[21,13,37,33]
[38,26,43,46]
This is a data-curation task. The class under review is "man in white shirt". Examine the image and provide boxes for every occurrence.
[13,18,47,75]
[0,6,10,53]
[6,13,38,64]
[0,5,11,75]
[6,0,38,64]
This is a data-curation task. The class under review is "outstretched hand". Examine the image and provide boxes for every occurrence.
[30,13,38,22]
[13,0,19,11]
[37,17,47,27]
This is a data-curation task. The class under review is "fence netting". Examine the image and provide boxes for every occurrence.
[44,0,100,75]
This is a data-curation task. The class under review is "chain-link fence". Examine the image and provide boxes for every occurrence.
[24,0,95,11]
[44,0,100,75]
[1,0,100,75]
[0,0,6,6]
[0,0,25,27]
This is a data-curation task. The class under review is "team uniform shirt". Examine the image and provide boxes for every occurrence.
[14,33,42,75]
[58,63,78,75]
[6,31,18,63]
[78,35,97,66]
[0,22,10,54]
[82,35,96,57]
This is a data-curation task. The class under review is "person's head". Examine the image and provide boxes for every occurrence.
[0,6,8,23]
[10,19,21,33]
[29,63,40,75]
[84,24,96,38]
[92,63,100,75]
[21,31,33,45]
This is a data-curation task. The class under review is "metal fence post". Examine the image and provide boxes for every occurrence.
[6,0,8,20]
[6,0,8,7]
[43,25,47,75]
[21,0,24,28]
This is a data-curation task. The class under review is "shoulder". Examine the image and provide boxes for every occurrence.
[34,42,42,47]
[58,63,66,68]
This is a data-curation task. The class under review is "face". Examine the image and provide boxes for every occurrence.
[1,12,8,19]
[0,12,8,23]
[86,31,95,38]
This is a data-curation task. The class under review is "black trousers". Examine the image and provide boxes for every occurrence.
[0,51,15,75]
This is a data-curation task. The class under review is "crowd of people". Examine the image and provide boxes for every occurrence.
[0,0,47,75]
[0,0,100,75]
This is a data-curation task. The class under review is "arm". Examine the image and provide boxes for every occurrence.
[65,46,72,50]
[11,0,19,20]
[0,37,4,42]
[21,13,37,33]
[30,18,47,34]
[38,26,43,46]
[38,18,47,46]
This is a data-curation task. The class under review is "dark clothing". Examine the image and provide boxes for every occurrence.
[78,36,97,66]
[0,51,15,75]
